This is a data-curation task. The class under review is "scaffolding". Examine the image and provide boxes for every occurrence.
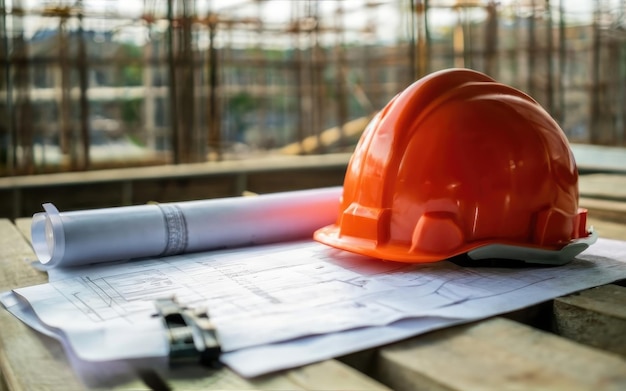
[1,0,625,175]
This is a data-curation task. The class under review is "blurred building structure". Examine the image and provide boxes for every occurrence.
[1,0,625,175]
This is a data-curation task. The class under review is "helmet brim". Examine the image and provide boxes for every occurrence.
[314,225,598,265]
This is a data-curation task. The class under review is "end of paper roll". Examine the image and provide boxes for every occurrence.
[31,203,65,265]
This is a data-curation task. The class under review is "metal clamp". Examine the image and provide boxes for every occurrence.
[153,297,222,368]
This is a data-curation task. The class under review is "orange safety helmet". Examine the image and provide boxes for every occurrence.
[314,68,597,265]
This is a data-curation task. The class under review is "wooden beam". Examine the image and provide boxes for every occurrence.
[0,153,352,190]
[554,284,626,358]
[579,174,626,202]
[373,317,626,391]
[280,117,371,155]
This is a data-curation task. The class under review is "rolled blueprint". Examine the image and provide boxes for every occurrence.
[31,186,343,268]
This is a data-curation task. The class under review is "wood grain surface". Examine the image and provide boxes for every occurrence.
[3,189,626,390]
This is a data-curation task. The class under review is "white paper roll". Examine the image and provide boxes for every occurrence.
[31,187,343,268]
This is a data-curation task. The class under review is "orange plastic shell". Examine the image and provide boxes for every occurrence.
[314,68,589,263]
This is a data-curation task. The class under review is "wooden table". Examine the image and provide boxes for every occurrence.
[2,213,626,391]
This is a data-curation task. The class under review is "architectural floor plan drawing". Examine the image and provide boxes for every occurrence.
[5,238,626,377]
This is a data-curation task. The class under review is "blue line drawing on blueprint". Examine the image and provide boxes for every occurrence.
[51,268,191,322]
[10,237,626,377]
[44,239,595,351]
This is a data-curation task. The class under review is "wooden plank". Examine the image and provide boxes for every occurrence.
[581,197,626,223]
[0,153,351,190]
[0,308,87,391]
[577,197,626,241]
[4,150,625,220]
[109,359,391,391]
[0,219,389,391]
[553,284,626,358]
[0,219,87,391]
[252,360,391,391]
[373,317,626,391]
[0,157,349,219]
[571,143,626,174]
[14,218,31,244]
[587,216,626,241]
[579,174,626,201]
[280,116,372,155]
[0,219,46,291]
[0,143,621,191]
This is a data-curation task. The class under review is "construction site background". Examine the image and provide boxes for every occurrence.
[1,0,625,175]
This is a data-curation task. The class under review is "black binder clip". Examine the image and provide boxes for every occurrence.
[153,297,222,368]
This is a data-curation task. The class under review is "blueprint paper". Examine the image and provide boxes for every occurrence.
[30,186,342,268]
[4,237,626,378]
[0,291,168,388]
